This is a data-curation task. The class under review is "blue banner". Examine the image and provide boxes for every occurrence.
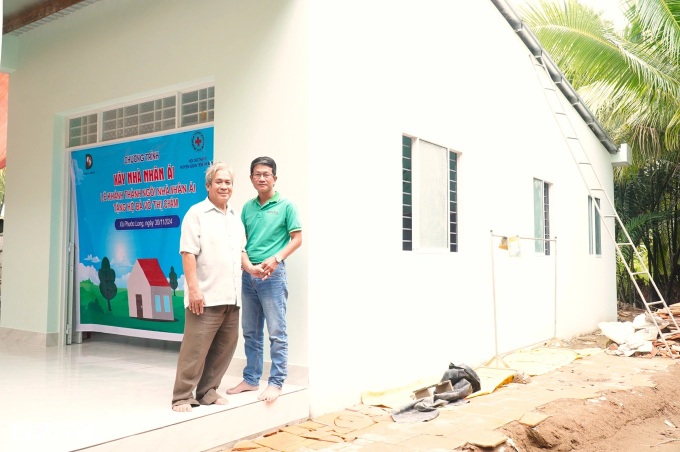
[71,127,213,340]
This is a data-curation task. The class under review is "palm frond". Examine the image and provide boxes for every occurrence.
[523,0,680,99]
[631,0,680,61]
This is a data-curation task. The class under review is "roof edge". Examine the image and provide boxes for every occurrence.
[490,0,619,154]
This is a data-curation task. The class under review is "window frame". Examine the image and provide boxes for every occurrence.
[588,195,602,256]
[533,178,551,255]
[66,83,215,149]
[402,135,458,253]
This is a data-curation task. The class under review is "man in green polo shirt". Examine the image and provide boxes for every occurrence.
[227,156,302,402]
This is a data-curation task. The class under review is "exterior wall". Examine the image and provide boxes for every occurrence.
[0,0,617,418]
[0,0,309,364]
[306,0,617,415]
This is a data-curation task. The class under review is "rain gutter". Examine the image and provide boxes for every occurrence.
[490,0,620,154]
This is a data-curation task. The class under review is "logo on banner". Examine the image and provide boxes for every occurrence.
[85,154,93,170]
[192,132,205,152]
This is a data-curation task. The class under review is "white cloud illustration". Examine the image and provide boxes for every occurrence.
[84,254,101,264]
[77,263,100,285]
[116,272,130,288]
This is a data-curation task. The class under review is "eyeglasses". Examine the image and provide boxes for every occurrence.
[251,172,273,179]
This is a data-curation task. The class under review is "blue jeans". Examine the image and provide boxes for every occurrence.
[241,262,288,388]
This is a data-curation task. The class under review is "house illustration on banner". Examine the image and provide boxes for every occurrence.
[127,258,174,321]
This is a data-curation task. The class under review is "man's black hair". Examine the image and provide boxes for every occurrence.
[250,156,277,176]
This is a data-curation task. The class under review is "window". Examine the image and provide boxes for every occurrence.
[533,178,551,255]
[588,195,602,255]
[67,85,214,148]
[155,295,161,312]
[101,96,177,141]
[181,86,215,127]
[68,114,98,148]
[402,135,458,252]
[402,136,413,250]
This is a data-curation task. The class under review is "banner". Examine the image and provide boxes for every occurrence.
[71,127,213,340]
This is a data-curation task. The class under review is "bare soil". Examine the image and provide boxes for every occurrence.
[491,308,680,452]
[498,364,680,451]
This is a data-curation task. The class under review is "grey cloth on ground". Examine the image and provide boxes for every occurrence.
[441,363,481,393]
[391,363,481,423]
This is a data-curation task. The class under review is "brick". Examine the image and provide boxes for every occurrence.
[253,432,307,450]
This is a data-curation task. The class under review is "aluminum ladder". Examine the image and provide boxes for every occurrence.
[531,53,680,357]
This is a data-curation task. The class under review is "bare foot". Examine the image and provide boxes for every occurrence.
[172,403,192,412]
[258,385,281,402]
[226,380,259,395]
[214,397,228,405]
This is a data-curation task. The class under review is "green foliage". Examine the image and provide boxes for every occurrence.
[88,298,104,313]
[523,0,680,160]
[522,0,680,304]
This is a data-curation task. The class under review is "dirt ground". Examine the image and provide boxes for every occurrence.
[492,308,680,452]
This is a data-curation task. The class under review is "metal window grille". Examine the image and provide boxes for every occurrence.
[449,151,458,252]
[403,136,458,253]
[543,181,550,255]
[402,135,413,251]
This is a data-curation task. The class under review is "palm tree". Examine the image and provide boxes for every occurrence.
[520,0,680,303]
[521,0,680,160]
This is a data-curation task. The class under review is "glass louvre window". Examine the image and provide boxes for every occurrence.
[533,178,551,255]
[402,136,413,251]
[66,85,214,148]
[588,196,602,255]
[402,136,458,253]
[68,114,98,147]
[181,87,214,127]
[102,96,176,142]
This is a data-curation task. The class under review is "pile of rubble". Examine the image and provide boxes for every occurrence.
[599,304,680,358]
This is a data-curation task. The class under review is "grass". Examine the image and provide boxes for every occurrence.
[79,279,185,334]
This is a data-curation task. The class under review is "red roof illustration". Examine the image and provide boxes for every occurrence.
[137,258,170,287]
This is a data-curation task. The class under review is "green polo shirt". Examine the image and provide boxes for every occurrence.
[242,192,302,263]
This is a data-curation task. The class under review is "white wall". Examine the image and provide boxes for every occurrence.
[0,0,309,365]
[306,0,617,415]
[0,0,617,418]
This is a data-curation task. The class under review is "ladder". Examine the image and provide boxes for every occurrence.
[531,53,680,357]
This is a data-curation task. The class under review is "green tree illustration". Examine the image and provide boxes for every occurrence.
[98,257,117,312]
[169,266,178,296]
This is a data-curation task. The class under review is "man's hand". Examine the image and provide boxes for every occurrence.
[247,263,270,279]
[260,257,278,279]
[188,290,205,315]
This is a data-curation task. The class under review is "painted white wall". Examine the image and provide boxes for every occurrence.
[306,0,617,415]
[0,0,617,418]
[0,0,309,364]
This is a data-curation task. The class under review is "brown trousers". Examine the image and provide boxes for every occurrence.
[172,304,240,407]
